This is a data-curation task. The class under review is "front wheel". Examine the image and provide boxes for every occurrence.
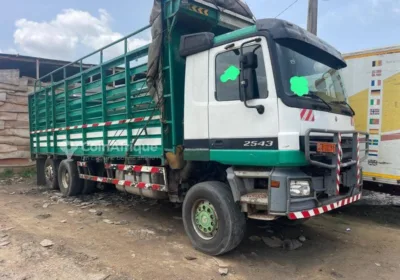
[182,181,246,255]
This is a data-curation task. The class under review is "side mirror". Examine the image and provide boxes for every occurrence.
[240,52,258,102]
[239,38,264,115]
[241,52,258,70]
[240,68,257,102]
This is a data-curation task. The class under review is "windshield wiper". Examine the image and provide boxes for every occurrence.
[330,101,355,116]
[290,91,332,112]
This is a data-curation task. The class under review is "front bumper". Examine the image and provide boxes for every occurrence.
[284,129,367,219]
[288,192,362,220]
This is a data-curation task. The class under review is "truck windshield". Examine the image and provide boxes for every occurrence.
[275,43,351,114]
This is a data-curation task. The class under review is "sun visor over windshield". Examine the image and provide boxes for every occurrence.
[256,19,347,69]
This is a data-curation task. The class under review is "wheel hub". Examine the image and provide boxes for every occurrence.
[61,170,70,189]
[193,200,218,239]
[45,165,53,181]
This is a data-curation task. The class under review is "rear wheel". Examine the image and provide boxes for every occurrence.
[82,177,96,195]
[96,163,114,192]
[182,181,246,255]
[81,162,96,195]
[44,158,60,190]
[58,159,83,196]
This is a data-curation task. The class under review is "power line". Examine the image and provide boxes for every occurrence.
[274,0,300,18]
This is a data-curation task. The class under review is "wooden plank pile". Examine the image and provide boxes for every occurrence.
[0,69,34,166]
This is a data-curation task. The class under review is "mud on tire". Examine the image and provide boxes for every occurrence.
[182,181,246,255]
[44,158,61,190]
[58,159,83,197]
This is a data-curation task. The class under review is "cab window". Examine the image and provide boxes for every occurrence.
[215,45,268,101]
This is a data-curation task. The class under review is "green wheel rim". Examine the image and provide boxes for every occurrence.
[191,199,218,240]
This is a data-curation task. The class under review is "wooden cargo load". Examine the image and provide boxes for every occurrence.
[0,69,33,166]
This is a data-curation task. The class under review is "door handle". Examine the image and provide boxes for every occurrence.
[211,140,224,148]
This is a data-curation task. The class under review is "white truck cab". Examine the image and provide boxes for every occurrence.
[181,19,367,224]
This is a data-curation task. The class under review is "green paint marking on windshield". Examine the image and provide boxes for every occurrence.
[220,65,240,83]
[290,76,309,96]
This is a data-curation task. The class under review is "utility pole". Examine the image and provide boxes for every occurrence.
[307,0,318,35]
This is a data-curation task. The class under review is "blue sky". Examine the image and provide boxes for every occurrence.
[0,0,399,60]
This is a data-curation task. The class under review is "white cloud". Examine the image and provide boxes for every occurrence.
[0,48,18,54]
[13,9,150,61]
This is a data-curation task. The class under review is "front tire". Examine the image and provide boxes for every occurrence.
[182,181,246,255]
[58,159,83,196]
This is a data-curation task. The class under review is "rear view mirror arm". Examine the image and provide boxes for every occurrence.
[239,38,265,115]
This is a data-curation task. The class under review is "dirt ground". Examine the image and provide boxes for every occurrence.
[1,179,400,280]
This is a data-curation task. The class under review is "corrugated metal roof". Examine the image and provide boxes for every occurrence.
[0,53,96,81]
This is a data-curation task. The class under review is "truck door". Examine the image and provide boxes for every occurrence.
[208,37,279,164]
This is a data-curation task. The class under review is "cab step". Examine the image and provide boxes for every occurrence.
[247,213,277,221]
[240,190,268,205]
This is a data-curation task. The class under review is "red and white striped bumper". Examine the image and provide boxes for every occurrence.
[78,174,168,192]
[288,193,362,220]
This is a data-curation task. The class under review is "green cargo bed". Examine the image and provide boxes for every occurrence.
[29,0,254,161]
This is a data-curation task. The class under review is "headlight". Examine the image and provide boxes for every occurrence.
[290,180,311,197]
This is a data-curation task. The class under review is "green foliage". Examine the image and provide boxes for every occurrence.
[20,168,36,178]
[0,169,14,179]
[0,167,36,179]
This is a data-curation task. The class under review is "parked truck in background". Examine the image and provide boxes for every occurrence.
[29,0,367,255]
[343,46,400,187]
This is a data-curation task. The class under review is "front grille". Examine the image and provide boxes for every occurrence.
[302,129,369,196]
[307,135,354,167]
[303,129,368,170]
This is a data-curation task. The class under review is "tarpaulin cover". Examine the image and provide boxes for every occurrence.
[202,0,253,18]
[147,0,254,105]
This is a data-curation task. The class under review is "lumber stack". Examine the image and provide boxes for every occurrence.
[0,69,34,166]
